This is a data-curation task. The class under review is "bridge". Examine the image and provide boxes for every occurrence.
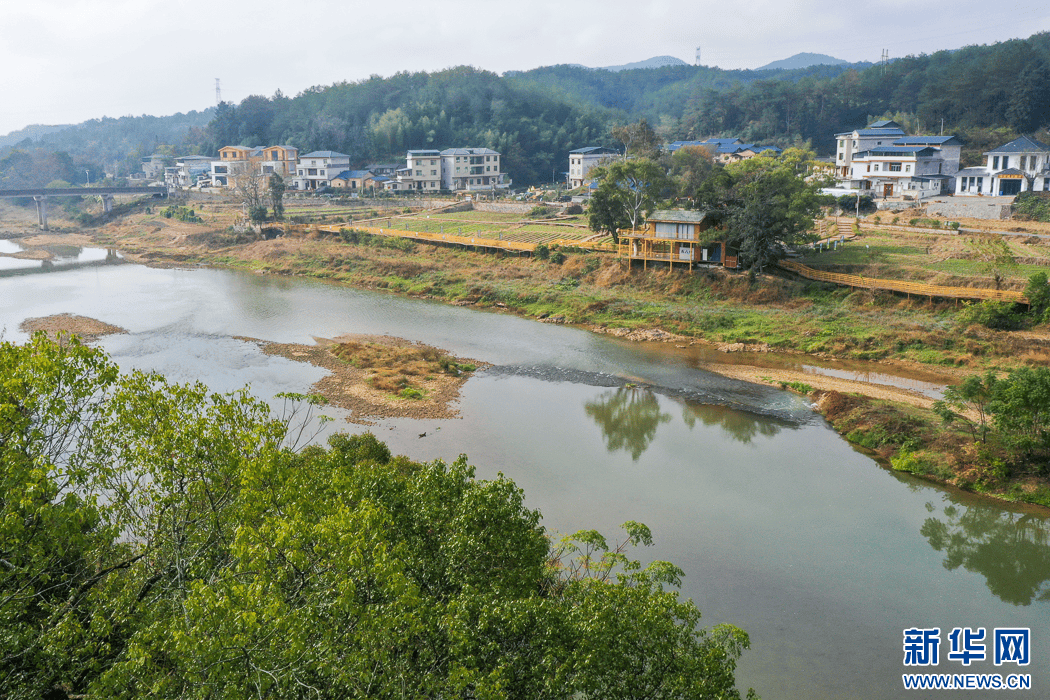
[0,187,167,230]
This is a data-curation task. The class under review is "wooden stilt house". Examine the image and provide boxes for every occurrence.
[618,210,737,270]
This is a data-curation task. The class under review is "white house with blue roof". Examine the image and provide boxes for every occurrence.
[954,135,1050,197]
[834,120,961,197]
[568,146,619,188]
[834,119,906,181]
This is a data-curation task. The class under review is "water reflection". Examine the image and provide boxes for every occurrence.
[921,499,1050,606]
[680,400,784,444]
[584,386,671,461]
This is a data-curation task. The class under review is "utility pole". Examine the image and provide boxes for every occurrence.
[881,49,888,75]
[215,78,222,105]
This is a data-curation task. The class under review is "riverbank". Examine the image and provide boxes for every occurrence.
[77,207,1050,507]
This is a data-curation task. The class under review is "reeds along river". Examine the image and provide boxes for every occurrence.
[2,240,1048,699]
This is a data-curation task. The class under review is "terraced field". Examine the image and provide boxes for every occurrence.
[798,227,1050,288]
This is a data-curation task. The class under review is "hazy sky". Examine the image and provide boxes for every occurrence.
[2,0,1049,137]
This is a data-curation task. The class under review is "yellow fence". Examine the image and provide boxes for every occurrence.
[309,224,616,253]
[778,259,1028,303]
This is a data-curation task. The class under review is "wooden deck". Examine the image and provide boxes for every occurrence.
[777,259,1028,303]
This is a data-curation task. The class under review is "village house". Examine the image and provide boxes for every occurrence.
[330,169,375,193]
[834,120,906,180]
[291,151,351,190]
[396,150,442,191]
[568,146,619,188]
[833,120,961,197]
[954,135,1050,196]
[618,209,735,270]
[164,155,213,189]
[440,148,507,191]
[666,138,780,164]
[258,146,299,179]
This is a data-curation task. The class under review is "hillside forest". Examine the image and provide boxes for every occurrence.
[1,32,1049,188]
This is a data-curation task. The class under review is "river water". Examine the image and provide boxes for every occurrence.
[2,240,1048,699]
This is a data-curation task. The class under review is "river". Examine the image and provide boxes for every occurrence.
[2,240,1048,699]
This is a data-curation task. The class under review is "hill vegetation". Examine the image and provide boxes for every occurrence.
[1,32,1049,186]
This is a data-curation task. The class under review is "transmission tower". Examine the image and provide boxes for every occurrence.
[881,49,888,74]
[695,45,701,66]
[215,78,222,104]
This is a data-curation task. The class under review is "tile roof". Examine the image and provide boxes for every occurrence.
[894,136,959,146]
[439,147,500,156]
[853,128,906,137]
[649,209,712,223]
[332,170,373,180]
[301,151,349,158]
[570,146,618,155]
[985,135,1050,154]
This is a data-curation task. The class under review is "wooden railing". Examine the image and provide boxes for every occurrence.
[309,224,615,253]
[778,259,1028,303]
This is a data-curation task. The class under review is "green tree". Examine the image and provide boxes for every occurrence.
[670,145,715,200]
[587,159,670,243]
[2,336,756,700]
[933,371,1000,443]
[989,366,1050,460]
[721,154,824,272]
[611,119,661,161]
[267,173,286,221]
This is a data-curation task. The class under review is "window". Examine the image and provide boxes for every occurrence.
[977,177,983,193]
[431,170,437,175]
[889,162,902,172]
[308,168,317,176]
[866,164,871,172]
[993,156,999,169]
[905,164,911,172]
[874,163,880,172]
[838,153,844,161]
[839,140,844,147]
[1002,156,1009,169]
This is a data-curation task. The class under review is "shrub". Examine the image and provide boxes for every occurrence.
[534,243,550,260]
[957,300,1024,331]
[1013,192,1050,222]
[549,250,566,265]
[565,204,583,215]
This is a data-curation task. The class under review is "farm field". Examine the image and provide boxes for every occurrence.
[798,226,1050,290]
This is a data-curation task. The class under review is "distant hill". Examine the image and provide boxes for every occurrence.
[758,53,848,71]
[597,56,690,72]
[0,124,72,148]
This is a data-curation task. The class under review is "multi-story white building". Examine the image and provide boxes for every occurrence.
[834,120,961,197]
[955,135,1050,197]
[834,120,906,181]
[847,145,954,199]
[291,151,351,190]
[399,150,442,191]
[440,148,506,191]
[568,147,619,188]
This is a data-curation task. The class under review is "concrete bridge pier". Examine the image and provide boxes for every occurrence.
[101,194,114,217]
[33,195,49,230]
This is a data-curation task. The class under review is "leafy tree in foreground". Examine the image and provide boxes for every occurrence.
[1,335,755,700]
